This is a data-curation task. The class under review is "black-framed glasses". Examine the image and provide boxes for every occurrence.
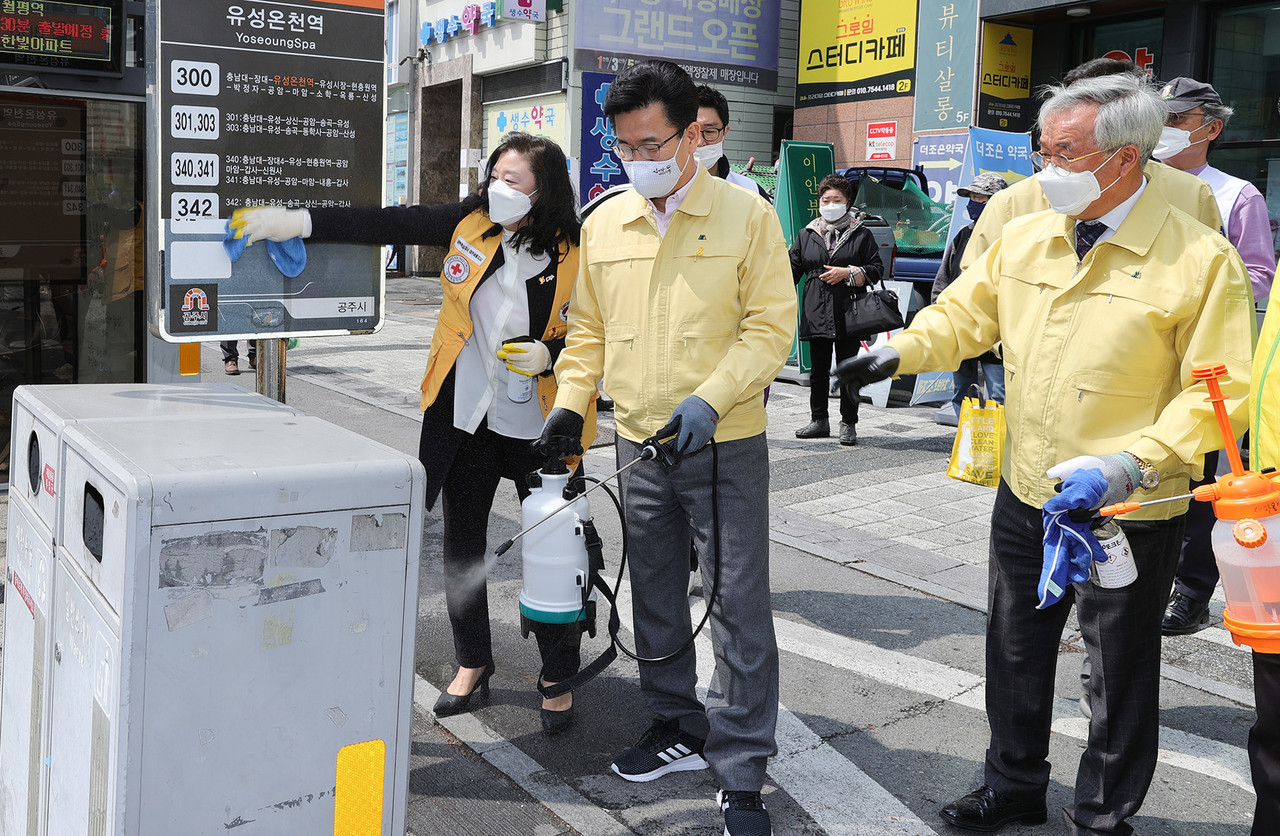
[1166,109,1208,127]
[698,126,725,143]
[613,128,683,161]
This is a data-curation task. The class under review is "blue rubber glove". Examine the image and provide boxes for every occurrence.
[1038,468,1109,608]
[653,396,719,462]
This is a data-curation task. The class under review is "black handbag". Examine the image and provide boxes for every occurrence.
[843,285,905,339]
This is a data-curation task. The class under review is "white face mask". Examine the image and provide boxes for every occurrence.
[694,140,724,170]
[819,203,848,222]
[487,178,536,226]
[1036,148,1122,216]
[1152,125,1211,161]
[623,143,692,199]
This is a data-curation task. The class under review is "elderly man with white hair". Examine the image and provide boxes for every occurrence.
[839,75,1254,835]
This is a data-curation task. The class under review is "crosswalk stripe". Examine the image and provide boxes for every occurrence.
[617,586,942,835]
[773,613,1254,794]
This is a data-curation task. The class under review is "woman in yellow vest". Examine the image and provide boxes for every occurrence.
[230,133,595,736]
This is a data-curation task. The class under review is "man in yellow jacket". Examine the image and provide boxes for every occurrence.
[535,61,795,836]
[841,74,1253,835]
[960,61,1221,276]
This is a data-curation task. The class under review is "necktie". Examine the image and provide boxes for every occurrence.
[1075,220,1107,260]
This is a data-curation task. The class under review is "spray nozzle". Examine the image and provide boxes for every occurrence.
[640,434,679,469]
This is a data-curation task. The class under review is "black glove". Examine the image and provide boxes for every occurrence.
[834,346,900,390]
[533,407,584,461]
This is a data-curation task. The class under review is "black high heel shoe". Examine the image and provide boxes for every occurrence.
[433,663,494,718]
[540,686,575,736]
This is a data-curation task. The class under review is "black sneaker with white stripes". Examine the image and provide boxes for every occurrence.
[609,718,708,782]
[718,789,772,836]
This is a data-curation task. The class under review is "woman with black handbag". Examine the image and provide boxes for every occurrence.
[789,173,885,446]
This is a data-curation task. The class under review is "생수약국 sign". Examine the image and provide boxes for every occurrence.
[574,0,780,91]
[578,71,629,205]
[797,0,916,108]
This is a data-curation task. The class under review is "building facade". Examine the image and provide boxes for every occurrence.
[793,0,1280,246]
[387,0,801,273]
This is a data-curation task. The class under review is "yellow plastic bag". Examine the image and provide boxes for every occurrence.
[946,386,1005,488]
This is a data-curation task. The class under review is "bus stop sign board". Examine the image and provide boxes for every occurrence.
[152,0,385,342]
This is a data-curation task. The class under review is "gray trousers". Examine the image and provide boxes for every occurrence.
[616,433,779,791]
[986,482,1182,836]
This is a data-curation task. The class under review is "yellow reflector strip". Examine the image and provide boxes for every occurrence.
[334,739,385,835]
[178,343,201,376]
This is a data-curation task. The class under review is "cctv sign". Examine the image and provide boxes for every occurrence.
[866,121,897,162]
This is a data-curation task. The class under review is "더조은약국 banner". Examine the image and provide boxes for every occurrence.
[797,0,917,108]
[574,0,780,91]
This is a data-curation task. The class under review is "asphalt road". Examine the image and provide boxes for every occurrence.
[200,276,1259,835]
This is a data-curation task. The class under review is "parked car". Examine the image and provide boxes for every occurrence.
[838,165,949,295]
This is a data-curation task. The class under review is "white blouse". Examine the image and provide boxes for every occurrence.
[453,229,551,439]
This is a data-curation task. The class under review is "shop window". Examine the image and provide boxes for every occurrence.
[1071,15,1164,80]
[0,92,147,479]
[1210,4,1280,282]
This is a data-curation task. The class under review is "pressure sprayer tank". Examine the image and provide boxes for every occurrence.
[1210,477,1280,631]
[518,464,595,635]
[1104,364,1280,653]
[1191,365,1280,650]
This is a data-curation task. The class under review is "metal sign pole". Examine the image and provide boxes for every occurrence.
[255,338,286,404]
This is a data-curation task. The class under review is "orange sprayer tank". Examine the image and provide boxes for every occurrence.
[1102,364,1280,651]
[1191,366,1280,650]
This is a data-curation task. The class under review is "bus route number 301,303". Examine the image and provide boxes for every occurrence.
[171,106,220,140]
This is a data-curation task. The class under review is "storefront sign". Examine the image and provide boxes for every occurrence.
[977,22,1033,132]
[944,125,1033,244]
[775,140,835,379]
[913,0,977,130]
[1093,17,1162,79]
[420,2,497,45]
[385,112,408,206]
[485,92,566,154]
[866,120,896,161]
[796,0,916,108]
[0,0,122,76]
[501,0,544,23]
[578,71,628,205]
[574,0,780,91]
[155,0,385,341]
[913,131,967,204]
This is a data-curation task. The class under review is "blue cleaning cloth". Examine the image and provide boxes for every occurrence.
[1038,468,1109,609]
[222,220,307,279]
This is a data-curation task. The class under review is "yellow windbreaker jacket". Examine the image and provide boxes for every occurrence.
[554,169,796,444]
[895,184,1254,519]
[1253,281,1280,471]
[961,161,1223,272]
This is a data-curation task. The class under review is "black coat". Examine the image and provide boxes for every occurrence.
[789,222,884,341]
